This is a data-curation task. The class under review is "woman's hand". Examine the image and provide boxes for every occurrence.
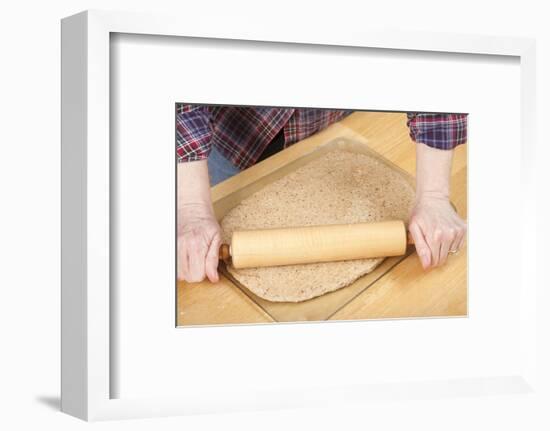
[178,203,222,283]
[177,160,221,283]
[408,193,466,270]
[411,142,466,270]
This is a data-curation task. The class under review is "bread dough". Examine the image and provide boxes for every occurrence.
[220,150,415,302]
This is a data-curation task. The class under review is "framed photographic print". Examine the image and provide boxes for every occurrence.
[175,106,467,326]
[61,9,543,421]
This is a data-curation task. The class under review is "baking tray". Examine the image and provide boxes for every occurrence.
[213,136,416,322]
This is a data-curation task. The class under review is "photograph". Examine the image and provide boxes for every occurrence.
[176,105,468,326]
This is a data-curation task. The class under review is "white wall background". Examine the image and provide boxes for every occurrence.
[1,0,548,430]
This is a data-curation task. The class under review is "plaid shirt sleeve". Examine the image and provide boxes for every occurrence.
[406,113,468,150]
[176,105,213,162]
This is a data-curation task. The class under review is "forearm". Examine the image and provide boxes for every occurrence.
[177,160,213,215]
[177,160,222,283]
[415,143,453,201]
[410,143,465,269]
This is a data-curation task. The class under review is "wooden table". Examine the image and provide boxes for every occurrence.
[177,111,467,326]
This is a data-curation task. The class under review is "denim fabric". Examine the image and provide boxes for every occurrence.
[207,145,240,186]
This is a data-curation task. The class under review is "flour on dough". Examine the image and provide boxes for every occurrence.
[220,150,415,302]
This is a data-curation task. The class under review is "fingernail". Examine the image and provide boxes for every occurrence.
[420,252,429,268]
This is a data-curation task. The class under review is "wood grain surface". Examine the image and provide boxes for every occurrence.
[177,111,467,326]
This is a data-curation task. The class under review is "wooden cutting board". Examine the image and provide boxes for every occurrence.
[177,112,468,326]
[213,137,416,322]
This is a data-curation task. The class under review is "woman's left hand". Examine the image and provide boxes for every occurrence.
[408,194,467,270]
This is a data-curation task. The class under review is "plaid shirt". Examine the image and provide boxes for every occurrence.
[176,104,467,170]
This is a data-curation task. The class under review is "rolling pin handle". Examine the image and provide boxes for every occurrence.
[219,243,231,264]
[406,231,415,246]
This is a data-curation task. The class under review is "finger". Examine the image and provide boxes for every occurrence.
[177,242,189,281]
[449,228,463,255]
[205,235,221,283]
[187,239,207,282]
[188,251,206,282]
[438,231,452,266]
[427,228,443,267]
[457,226,466,251]
[409,222,431,270]
[451,219,467,253]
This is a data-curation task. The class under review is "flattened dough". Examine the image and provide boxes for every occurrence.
[220,150,415,302]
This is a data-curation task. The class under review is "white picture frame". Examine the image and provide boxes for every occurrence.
[61,9,542,421]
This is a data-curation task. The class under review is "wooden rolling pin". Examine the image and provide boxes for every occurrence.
[219,220,413,269]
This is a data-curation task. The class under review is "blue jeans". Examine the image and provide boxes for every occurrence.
[207,146,240,186]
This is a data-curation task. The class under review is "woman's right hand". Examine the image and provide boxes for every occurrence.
[177,203,222,283]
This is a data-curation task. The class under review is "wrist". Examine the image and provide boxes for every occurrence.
[177,160,213,218]
[415,189,449,204]
[415,142,453,206]
[178,201,214,219]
